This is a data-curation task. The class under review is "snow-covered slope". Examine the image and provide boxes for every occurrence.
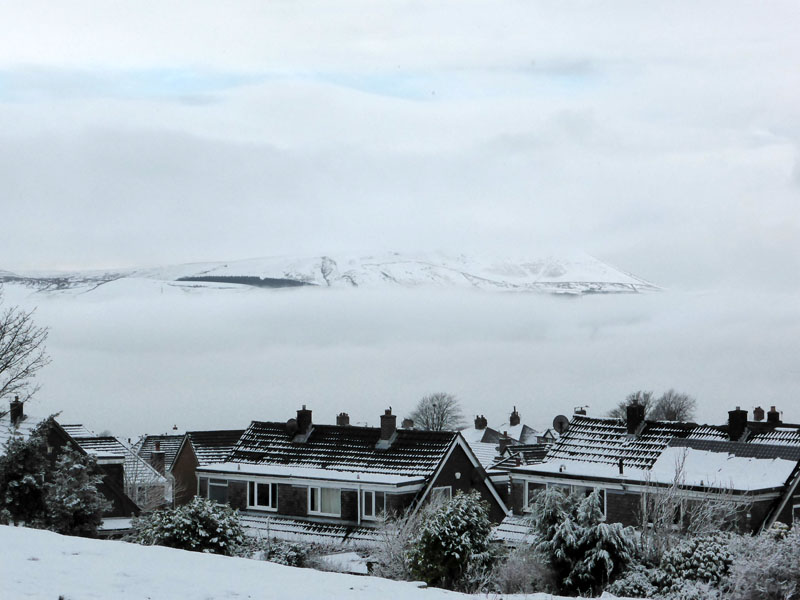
[0,252,659,296]
[0,525,583,600]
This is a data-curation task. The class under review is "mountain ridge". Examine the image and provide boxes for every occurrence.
[0,252,660,296]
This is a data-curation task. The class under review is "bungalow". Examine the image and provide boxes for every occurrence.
[504,403,800,533]
[195,407,509,544]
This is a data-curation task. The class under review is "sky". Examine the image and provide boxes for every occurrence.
[1,1,799,436]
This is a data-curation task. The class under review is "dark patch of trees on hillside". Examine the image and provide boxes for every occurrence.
[176,276,315,288]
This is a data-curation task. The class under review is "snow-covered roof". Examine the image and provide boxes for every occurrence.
[136,434,184,469]
[545,415,726,471]
[0,411,49,449]
[467,441,501,470]
[240,513,382,546]
[648,446,797,491]
[181,429,244,467]
[201,463,425,486]
[70,431,167,486]
[226,421,456,479]
[491,515,537,544]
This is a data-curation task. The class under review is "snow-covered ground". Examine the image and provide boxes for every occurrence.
[0,524,599,600]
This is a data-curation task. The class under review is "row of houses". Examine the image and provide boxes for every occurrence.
[3,398,800,544]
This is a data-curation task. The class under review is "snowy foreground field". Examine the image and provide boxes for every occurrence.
[0,525,634,600]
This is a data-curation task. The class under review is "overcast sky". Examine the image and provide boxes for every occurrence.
[2,2,800,435]
[2,0,798,291]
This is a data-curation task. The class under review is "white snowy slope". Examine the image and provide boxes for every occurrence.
[0,525,614,600]
[0,252,659,296]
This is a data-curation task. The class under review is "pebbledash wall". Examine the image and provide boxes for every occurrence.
[196,440,507,525]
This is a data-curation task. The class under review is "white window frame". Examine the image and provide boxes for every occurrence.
[248,481,278,511]
[308,486,342,517]
[361,490,384,520]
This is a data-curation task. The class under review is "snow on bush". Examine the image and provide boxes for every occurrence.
[528,487,636,596]
[489,545,557,595]
[605,564,658,598]
[721,523,800,600]
[43,446,110,536]
[660,533,733,588]
[406,490,493,589]
[131,497,244,556]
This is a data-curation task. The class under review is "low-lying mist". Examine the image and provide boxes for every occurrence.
[6,283,799,438]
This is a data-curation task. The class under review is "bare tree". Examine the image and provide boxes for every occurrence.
[608,389,697,422]
[407,392,465,431]
[0,289,50,406]
[650,389,697,421]
[637,449,747,564]
[607,390,655,419]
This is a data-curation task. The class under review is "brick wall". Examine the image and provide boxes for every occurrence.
[277,483,307,517]
[171,440,199,505]
[228,481,247,510]
[605,490,641,526]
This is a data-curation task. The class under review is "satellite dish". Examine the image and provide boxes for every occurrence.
[285,418,298,435]
[553,415,570,434]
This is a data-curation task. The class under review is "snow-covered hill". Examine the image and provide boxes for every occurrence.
[0,252,659,296]
[0,525,590,600]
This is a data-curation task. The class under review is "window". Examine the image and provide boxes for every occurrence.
[430,486,452,503]
[362,490,384,520]
[208,478,228,504]
[524,482,546,509]
[247,481,278,510]
[309,487,341,516]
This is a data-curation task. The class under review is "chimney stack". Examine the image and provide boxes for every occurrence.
[728,406,748,442]
[509,407,520,427]
[9,396,23,427]
[753,406,765,422]
[380,408,397,441]
[626,400,646,435]
[498,431,512,455]
[767,406,781,425]
[297,405,312,434]
[150,440,166,475]
[336,412,350,427]
[474,415,487,430]
[401,418,414,429]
